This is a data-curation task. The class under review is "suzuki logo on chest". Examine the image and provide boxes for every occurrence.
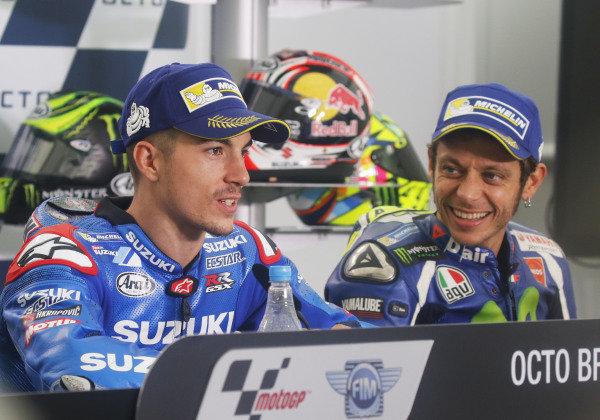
[125,231,175,272]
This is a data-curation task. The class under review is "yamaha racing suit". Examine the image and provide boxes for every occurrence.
[325,206,576,326]
[0,196,359,391]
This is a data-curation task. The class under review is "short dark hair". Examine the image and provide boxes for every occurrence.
[428,129,538,188]
[126,128,178,183]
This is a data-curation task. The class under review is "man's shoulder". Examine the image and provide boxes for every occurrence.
[24,196,100,242]
[6,222,100,287]
[507,221,566,259]
[202,221,281,265]
[346,206,433,248]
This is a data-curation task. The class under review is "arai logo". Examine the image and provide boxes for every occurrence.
[69,139,92,152]
[116,272,156,297]
[110,173,135,196]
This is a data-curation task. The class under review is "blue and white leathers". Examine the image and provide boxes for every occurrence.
[325,207,576,326]
[0,197,359,391]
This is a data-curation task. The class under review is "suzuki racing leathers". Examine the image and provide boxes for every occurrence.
[325,207,576,326]
[0,197,359,391]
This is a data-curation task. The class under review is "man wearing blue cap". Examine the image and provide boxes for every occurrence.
[0,63,360,392]
[325,83,576,326]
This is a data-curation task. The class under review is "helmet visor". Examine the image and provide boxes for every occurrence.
[1,124,112,184]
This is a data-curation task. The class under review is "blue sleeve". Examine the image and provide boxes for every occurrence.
[237,256,367,331]
[1,266,158,391]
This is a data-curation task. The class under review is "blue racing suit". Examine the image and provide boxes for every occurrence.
[0,196,359,391]
[325,206,576,326]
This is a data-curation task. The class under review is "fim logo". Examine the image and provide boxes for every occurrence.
[222,358,308,419]
[326,359,401,418]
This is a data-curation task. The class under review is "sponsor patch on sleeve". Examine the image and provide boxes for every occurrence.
[6,224,98,285]
[340,297,384,319]
[511,230,564,258]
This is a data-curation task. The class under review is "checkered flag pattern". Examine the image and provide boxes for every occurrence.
[222,358,291,420]
[0,0,208,153]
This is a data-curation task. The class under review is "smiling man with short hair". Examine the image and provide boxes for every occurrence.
[0,62,360,392]
[325,83,576,326]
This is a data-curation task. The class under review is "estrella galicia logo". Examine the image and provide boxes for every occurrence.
[326,359,401,418]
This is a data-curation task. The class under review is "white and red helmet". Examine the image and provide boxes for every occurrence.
[240,50,374,182]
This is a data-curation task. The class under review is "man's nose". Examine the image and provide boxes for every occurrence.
[456,171,483,202]
[227,154,250,186]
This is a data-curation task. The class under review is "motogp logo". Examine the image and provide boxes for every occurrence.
[204,272,236,294]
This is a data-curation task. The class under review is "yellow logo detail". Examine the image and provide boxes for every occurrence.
[207,115,260,129]
[180,81,225,112]
[494,131,519,149]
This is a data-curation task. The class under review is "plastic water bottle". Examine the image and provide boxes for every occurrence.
[258,266,302,332]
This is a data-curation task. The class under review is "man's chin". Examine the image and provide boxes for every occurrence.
[205,223,234,237]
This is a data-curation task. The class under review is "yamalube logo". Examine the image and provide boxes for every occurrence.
[326,359,401,418]
[116,272,156,297]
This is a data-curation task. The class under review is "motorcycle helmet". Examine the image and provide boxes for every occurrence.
[240,49,374,182]
[286,113,432,225]
[0,91,133,224]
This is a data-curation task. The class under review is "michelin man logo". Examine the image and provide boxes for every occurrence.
[326,359,401,418]
[444,97,474,120]
[126,103,150,136]
[184,83,222,106]
[180,78,244,113]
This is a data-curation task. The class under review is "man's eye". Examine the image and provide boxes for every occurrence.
[209,147,223,156]
[442,165,458,174]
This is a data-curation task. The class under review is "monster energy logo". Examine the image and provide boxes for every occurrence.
[392,241,442,267]
[23,183,40,209]
[0,177,17,214]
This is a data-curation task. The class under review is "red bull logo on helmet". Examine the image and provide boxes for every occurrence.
[326,84,366,120]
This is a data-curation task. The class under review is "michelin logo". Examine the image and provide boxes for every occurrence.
[444,95,529,139]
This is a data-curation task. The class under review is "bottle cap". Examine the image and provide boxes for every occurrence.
[269,265,292,281]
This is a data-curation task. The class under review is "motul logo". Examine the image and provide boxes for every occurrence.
[25,318,81,347]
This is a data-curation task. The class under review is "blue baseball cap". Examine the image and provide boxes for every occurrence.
[431,83,543,161]
[111,62,290,154]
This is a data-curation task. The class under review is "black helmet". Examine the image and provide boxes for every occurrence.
[241,49,374,182]
[0,91,133,223]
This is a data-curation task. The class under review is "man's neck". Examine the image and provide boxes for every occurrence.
[126,194,205,269]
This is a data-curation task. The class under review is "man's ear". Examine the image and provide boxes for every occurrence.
[522,162,547,201]
[132,141,161,183]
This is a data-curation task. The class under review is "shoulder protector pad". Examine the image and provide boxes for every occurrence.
[343,241,398,284]
[233,220,281,265]
[6,224,98,285]
[45,197,97,219]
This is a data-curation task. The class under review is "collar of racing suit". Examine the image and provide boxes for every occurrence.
[93,196,199,273]
[413,213,519,276]
[94,196,135,225]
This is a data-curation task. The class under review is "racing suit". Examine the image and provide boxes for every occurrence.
[325,206,576,326]
[0,196,359,391]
